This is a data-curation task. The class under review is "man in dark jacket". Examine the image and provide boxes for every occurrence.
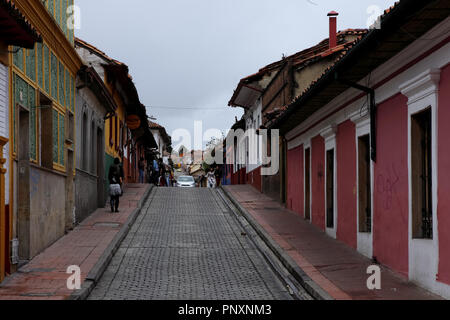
[108,158,124,212]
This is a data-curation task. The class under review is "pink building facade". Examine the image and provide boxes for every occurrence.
[280,11,450,298]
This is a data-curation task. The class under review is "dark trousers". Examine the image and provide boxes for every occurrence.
[139,169,145,183]
[110,195,120,211]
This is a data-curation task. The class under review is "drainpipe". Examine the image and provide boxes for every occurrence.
[335,73,377,162]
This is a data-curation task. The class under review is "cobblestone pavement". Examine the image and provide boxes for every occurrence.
[88,187,292,300]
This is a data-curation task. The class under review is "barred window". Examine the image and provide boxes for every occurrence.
[411,108,433,239]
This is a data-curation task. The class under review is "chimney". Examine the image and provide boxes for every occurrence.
[327,11,339,49]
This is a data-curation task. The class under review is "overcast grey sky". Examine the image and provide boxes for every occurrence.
[75,0,395,148]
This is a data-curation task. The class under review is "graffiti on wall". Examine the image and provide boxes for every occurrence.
[30,169,41,199]
[376,164,400,211]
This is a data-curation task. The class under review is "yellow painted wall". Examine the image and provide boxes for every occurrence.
[9,43,76,169]
[4,0,82,269]
[104,80,126,159]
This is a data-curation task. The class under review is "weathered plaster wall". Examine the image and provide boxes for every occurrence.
[29,166,66,258]
[75,46,105,80]
[262,174,281,202]
[75,89,103,172]
[373,93,409,277]
[286,145,304,215]
[75,82,107,218]
[293,56,337,97]
[336,120,357,249]
[437,63,450,285]
[74,170,98,224]
[311,135,325,230]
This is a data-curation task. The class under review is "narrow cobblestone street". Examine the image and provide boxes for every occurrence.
[88,188,292,300]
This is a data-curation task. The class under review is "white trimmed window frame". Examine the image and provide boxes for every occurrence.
[246,99,263,174]
[303,140,312,222]
[321,125,337,239]
[350,110,374,259]
[400,68,450,297]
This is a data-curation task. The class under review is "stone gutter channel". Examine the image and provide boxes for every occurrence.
[216,188,316,301]
[70,185,155,300]
[219,186,332,300]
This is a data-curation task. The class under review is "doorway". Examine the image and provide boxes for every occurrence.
[305,148,311,221]
[16,103,30,261]
[0,136,7,282]
[358,135,372,233]
[326,149,335,229]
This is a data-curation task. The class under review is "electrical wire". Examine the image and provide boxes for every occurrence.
[147,106,230,110]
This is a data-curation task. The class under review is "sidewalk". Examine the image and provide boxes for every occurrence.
[223,185,441,300]
[0,184,152,300]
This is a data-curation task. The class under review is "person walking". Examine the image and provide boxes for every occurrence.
[206,168,216,189]
[153,159,159,177]
[215,166,222,187]
[159,166,167,187]
[152,165,159,185]
[138,157,145,184]
[165,166,171,187]
[169,169,175,187]
[108,157,124,213]
[146,163,153,183]
[199,174,205,188]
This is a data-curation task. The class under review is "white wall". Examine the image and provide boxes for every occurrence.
[75,45,131,166]
[75,83,107,173]
[0,63,9,205]
[246,99,262,173]
[151,129,164,156]
[75,46,105,81]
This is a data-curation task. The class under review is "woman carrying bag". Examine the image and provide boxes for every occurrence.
[206,168,216,189]
[109,158,124,213]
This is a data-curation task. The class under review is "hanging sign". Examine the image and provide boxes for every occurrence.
[126,115,141,130]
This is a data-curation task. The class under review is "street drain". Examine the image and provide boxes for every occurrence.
[21,292,55,297]
[94,222,121,228]
[22,268,55,273]
[264,207,280,211]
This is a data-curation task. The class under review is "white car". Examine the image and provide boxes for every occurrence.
[176,176,196,188]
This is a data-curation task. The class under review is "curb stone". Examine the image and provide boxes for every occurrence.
[214,189,311,300]
[69,185,155,300]
[220,186,333,301]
